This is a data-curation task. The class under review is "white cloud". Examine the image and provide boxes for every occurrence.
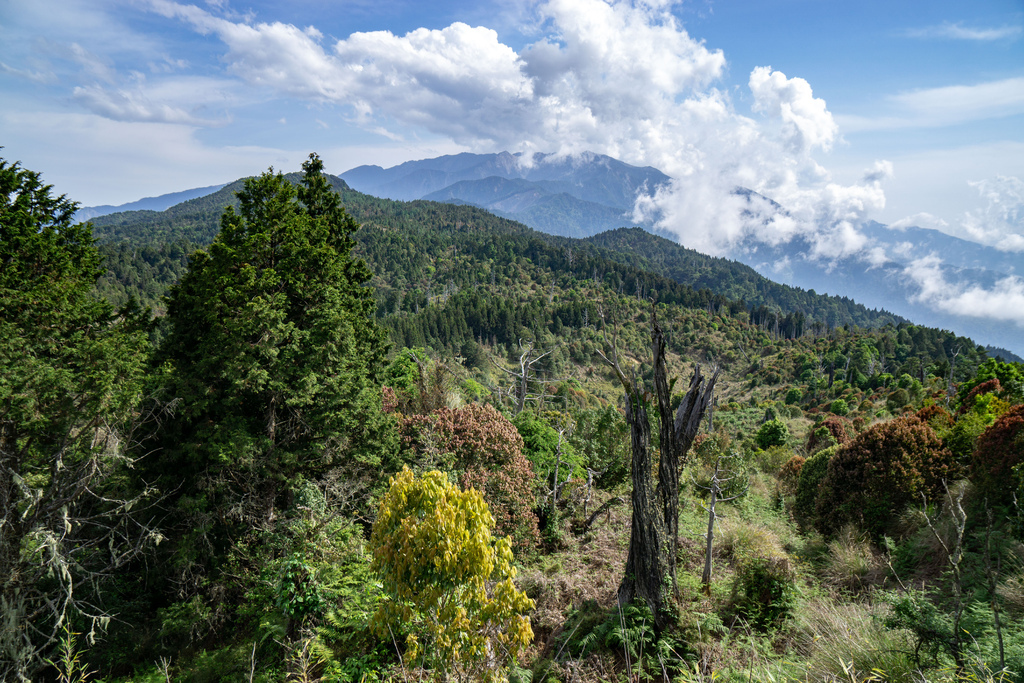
[6,0,895,272]
[890,212,949,231]
[749,66,837,154]
[904,254,1024,326]
[906,22,1022,41]
[72,75,236,125]
[0,61,56,85]
[959,175,1024,252]
[839,77,1024,132]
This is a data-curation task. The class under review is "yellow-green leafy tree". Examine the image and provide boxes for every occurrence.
[370,467,534,682]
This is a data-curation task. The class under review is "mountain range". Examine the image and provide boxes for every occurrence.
[341,151,668,238]
[78,183,227,221]
[83,150,1024,357]
[339,152,1024,357]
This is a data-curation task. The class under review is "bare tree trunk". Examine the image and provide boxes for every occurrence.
[702,480,718,587]
[600,306,718,630]
[617,389,667,620]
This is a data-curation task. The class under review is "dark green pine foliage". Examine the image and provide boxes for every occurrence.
[154,154,394,556]
[0,157,150,679]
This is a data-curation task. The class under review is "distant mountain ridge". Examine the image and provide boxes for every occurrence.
[89,150,1024,356]
[88,173,916,341]
[77,183,227,221]
[340,151,668,238]
[730,219,1024,355]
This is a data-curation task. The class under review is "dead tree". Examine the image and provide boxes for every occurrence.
[597,306,719,629]
[694,454,747,588]
[493,339,561,415]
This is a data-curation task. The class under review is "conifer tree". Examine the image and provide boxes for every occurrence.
[153,154,394,573]
[1,156,152,680]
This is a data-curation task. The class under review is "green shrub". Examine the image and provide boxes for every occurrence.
[755,419,789,449]
[794,445,838,527]
[971,404,1024,504]
[887,388,910,413]
[830,398,850,416]
[732,556,798,629]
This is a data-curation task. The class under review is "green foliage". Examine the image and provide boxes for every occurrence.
[830,398,850,416]
[513,411,586,490]
[732,556,799,629]
[276,555,326,622]
[793,445,838,527]
[47,628,95,683]
[960,359,1024,405]
[971,404,1024,504]
[887,387,911,413]
[945,409,996,464]
[0,155,151,679]
[548,600,689,682]
[882,589,957,668]
[151,155,396,581]
[755,419,790,449]
[568,405,630,488]
[370,468,534,682]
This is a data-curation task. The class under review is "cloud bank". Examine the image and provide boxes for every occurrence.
[904,254,1024,327]
[139,0,900,265]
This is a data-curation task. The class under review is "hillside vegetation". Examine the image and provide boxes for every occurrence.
[4,153,1023,683]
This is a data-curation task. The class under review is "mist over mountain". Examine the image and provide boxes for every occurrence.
[340,151,668,237]
[343,151,1024,356]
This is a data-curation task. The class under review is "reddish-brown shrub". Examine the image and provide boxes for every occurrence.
[778,455,806,494]
[807,415,854,454]
[815,416,960,539]
[971,404,1024,504]
[958,379,1003,416]
[401,403,540,551]
[916,404,954,432]
[382,385,398,413]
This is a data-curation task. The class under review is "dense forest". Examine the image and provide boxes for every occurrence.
[4,153,1024,683]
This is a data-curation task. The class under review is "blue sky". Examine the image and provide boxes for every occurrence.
[1,0,1021,257]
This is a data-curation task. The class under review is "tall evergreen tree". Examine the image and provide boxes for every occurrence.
[0,157,152,680]
[152,154,394,576]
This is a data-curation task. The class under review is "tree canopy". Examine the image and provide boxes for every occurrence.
[1,156,153,680]
[149,154,396,585]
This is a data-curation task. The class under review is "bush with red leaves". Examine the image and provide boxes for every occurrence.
[778,455,806,494]
[401,403,540,551]
[806,415,854,454]
[971,404,1024,504]
[958,379,1003,416]
[916,404,954,432]
[816,416,960,538]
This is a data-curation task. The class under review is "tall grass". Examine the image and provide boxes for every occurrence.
[787,598,919,682]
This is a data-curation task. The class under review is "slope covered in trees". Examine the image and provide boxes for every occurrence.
[7,153,1024,683]
[92,175,903,339]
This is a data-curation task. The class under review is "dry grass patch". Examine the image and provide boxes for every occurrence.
[822,526,884,593]
[790,597,919,683]
[518,494,628,651]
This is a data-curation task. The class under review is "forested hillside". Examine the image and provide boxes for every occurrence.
[4,154,1024,683]
[93,173,903,336]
